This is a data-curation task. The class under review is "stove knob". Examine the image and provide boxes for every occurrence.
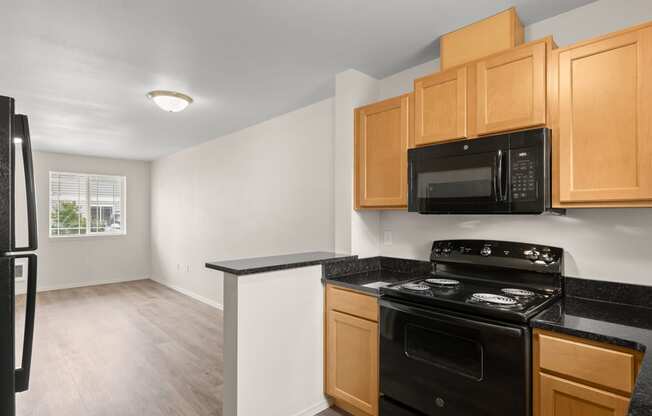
[541,252,554,263]
[442,247,452,255]
[435,397,445,408]
[524,249,540,261]
[480,246,492,257]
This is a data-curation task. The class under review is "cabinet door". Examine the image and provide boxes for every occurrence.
[540,373,630,416]
[476,41,546,135]
[355,95,409,208]
[414,66,467,145]
[326,310,378,416]
[558,28,652,203]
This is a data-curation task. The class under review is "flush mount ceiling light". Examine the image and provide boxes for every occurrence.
[146,90,193,112]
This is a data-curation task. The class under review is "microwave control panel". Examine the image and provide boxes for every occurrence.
[510,150,538,202]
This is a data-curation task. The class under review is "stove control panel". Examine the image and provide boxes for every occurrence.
[430,240,563,272]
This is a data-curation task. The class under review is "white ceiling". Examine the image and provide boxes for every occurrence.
[1,0,596,160]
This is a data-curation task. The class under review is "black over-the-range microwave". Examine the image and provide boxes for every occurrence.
[408,128,564,214]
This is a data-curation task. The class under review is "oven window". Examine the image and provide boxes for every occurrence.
[418,167,493,199]
[405,324,483,380]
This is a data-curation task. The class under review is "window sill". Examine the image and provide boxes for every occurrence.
[49,232,127,240]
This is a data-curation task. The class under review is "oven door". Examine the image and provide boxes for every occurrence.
[379,299,530,416]
[408,138,509,214]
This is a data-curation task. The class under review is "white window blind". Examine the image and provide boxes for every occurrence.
[49,172,126,237]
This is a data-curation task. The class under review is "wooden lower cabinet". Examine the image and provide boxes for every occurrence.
[540,373,631,416]
[325,285,379,416]
[533,329,642,416]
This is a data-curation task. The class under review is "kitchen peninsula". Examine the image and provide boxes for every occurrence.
[205,252,355,416]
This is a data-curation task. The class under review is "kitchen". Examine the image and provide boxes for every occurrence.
[204,2,652,416]
[2,1,652,416]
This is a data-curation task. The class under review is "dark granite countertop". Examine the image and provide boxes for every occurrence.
[531,278,652,416]
[205,251,356,275]
[323,256,431,296]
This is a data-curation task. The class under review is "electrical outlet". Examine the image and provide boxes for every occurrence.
[383,231,393,245]
[186,265,191,273]
[14,264,23,279]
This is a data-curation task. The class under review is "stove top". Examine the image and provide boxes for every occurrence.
[379,239,564,323]
[381,275,560,322]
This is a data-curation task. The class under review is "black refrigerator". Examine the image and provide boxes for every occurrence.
[0,95,38,416]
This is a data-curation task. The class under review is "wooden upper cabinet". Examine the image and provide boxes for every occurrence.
[354,94,411,209]
[414,38,552,145]
[475,39,548,135]
[440,8,524,70]
[556,25,652,205]
[414,66,467,145]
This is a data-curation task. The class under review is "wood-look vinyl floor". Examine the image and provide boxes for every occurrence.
[14,280,224,416]
[314,407,351,416]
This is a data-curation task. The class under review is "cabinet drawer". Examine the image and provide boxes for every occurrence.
[326,285,378,322]
[538,332,637,393]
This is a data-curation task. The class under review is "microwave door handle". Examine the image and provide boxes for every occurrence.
[495,150,504,201]
[12,115,38,252]
[492,151,499,201]
[12,253,37,392]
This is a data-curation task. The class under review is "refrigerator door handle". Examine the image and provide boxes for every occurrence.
[13,253,37,393]
[12,115,38,252]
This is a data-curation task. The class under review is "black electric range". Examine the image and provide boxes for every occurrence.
[379,239,563,416]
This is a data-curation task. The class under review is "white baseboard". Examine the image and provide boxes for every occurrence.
[15,276,148,295]
[291,399,331,416]
[152,278,223,310]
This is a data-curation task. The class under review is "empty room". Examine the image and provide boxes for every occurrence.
[2,1,652,416]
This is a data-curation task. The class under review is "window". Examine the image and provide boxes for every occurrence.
[49,172,126,237]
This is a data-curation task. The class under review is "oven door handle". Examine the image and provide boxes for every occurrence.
[380,298,525,337]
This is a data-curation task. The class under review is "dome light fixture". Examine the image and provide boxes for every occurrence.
[146,90,193,112]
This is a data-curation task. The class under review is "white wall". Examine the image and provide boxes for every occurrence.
[15,151,151,293]
[150,98,335,308]
[374,0,652,285]
[150,0,652,300]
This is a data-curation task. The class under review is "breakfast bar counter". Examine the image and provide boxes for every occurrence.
[205,252,354,416]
